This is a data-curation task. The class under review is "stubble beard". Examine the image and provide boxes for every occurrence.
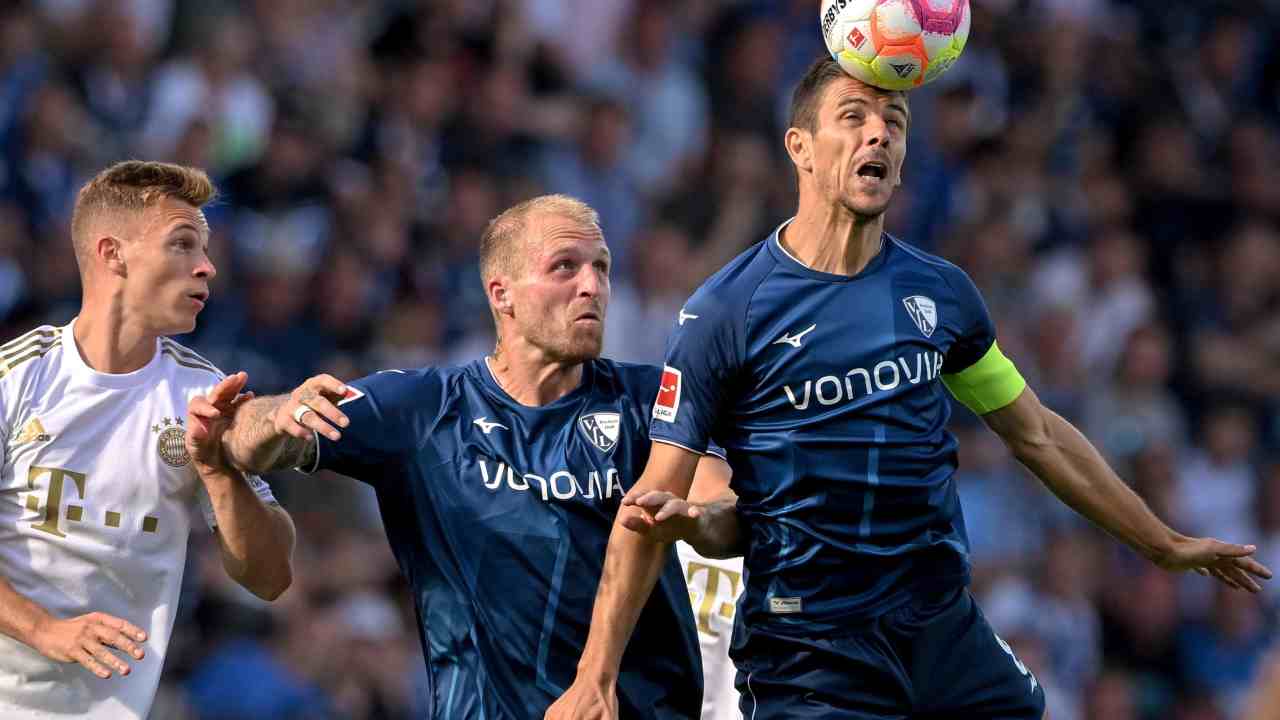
[524,316,603,364]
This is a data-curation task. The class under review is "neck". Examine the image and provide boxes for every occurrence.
[74,291,159,374]
[782,192,886,276]
[487,343,585,407]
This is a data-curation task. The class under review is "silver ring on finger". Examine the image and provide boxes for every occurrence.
[291,404,314,424]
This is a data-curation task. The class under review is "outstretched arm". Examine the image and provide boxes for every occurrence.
[221,374,353,474]
[545,442,703,720]
[982,387,1272,591]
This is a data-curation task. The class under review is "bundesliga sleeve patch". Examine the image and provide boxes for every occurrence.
[337,386,366,406]
[653,366,682,423]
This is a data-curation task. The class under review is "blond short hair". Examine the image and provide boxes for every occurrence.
[478,194,601,284]
[70,160,217,270]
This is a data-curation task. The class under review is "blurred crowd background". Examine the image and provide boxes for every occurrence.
[3,0,1280,718]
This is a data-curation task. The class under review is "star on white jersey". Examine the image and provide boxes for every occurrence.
[678,308,699,326]
[473,416,508,434]
[772,323,817,349]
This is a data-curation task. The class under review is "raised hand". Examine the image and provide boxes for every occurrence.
[1156,535,1273,593]
[31,612,147,679]
[186,371,254,471]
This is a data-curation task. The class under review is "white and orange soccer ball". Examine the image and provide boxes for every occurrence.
[820,0,970,91]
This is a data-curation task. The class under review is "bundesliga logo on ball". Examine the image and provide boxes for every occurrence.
[821,0,970,91]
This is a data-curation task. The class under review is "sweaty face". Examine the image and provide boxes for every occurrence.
[507,215,611,363]
[120,197,216,335]
[809,77,909,219]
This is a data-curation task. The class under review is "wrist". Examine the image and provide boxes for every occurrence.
[575,655,619,688]
[1144,528,1186,565]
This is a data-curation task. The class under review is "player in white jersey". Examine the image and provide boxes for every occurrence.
[676,542,744,720]
[0,161,295,718]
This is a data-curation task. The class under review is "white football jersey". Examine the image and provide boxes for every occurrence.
[0,320,276,719]
[677,541,744,720]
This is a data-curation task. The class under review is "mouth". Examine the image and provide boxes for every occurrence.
[187,291,209,308]
[573,310,602,324]
[855,160,889,180]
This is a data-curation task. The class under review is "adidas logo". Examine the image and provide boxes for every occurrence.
[15,418,51,444]
[890,63,915,78]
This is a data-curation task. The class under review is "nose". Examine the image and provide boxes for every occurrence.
[864,113,890,148]
[194,254,217,281]
[578,266,601,298]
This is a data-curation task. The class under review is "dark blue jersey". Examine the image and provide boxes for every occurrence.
[651,223,997,635]
[312,359,703,719]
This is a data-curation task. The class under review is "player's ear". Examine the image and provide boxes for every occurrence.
[97,235,127,277]
[784,127,813,173]
[488,278,514,317]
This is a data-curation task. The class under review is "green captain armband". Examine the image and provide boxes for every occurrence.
[941,341,1026,415]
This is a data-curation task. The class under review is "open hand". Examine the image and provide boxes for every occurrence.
[186,371,254,471]
[32,612,147,680]
[618,490,702,545]
[1156,535,1273,592]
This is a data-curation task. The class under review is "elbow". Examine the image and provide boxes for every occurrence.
[248,566,294,602]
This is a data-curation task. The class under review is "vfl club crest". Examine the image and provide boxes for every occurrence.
[153,417,190,468]
[902,295,938,338]
[579,412,621,453]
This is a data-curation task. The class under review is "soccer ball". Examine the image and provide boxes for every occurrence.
[820,0,970,91]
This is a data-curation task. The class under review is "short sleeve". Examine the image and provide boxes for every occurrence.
[649,293,742,455]
[310,369,445,489]
[940,265,998,375]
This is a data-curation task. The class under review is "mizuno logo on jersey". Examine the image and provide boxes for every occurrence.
[473,417,508,434]
[14,417,51,444]
[773,324,817,349]
[902,296,938,337]
[579,412,621,452]
[678,308,699,326]
[783,351,944,410]
[653,366,682,423]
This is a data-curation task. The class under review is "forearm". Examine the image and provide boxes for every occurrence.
[202,467,295,600]
[576,519,670,682]
[0,574,55,650]
[222,395,315,474]
[1011,407,1179,561]
[686,496,744,559]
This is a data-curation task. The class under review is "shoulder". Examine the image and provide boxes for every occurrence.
[345,366,451,412]
[683,238,778,324]
[595,359,661,397]
[886,235,976,297]
[0,325,65,395]
[157,337,225,392]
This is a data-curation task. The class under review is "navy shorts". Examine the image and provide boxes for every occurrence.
[732,588,1046,719]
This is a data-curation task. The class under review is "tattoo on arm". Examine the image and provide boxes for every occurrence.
[224,395,316,474]
[279,434,317,473]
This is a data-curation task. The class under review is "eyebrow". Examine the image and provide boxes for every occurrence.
[837,96,909,118]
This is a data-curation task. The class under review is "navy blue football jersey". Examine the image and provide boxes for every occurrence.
[312,359,704,719]
[651,223,998,635]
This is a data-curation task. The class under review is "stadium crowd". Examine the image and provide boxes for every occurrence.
[2,0,1280,718]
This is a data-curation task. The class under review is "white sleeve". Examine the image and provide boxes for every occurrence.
[199,473,280,529]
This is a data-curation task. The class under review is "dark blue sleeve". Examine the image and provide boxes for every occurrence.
[308,369,444,488]
[940,265,998,375]
[648,290,742,454]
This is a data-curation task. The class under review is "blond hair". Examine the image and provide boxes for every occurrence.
[478,194,601,284]
[70,160,217,270]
